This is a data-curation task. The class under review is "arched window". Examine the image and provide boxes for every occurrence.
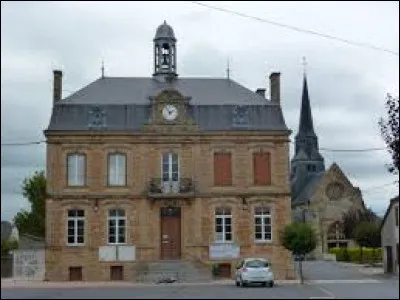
[327,221,347,249]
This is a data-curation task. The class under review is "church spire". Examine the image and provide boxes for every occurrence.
[290,65,325,187]
[298,74,316,137]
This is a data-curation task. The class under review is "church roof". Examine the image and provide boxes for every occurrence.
[292,172,325,207]
[297,75,316,137]
[46,77,289,132]
[292,148,309,161]
[310,147,324,161]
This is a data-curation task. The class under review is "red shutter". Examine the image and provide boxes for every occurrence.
[214,153,232,186]
[253,152,271,185]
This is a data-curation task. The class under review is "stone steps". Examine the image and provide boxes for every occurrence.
[136,260,213,283]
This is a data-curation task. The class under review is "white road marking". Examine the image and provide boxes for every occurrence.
[307,279,381,284]
[311,285,336,299]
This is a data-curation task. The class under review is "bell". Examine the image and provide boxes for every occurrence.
[162,53,169,66]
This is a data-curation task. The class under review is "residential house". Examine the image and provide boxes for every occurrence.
[381,196,399,275]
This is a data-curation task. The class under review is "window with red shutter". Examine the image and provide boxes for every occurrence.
[253,152,271,186]
[214,152,232,186]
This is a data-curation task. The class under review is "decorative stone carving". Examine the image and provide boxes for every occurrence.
[88,107,107,129]
[232,105,249,126]
[325,182,344,201]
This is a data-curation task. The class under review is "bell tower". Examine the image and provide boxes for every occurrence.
[153,20,177,78]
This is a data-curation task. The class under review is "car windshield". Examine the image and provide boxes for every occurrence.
[245,259,269,268]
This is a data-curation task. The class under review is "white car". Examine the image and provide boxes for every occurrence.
[235,258,274,287]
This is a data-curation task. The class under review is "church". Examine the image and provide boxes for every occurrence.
[290,74,366,257]
[44,21,295,281]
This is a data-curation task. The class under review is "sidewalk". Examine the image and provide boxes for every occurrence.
[1,278,300,289]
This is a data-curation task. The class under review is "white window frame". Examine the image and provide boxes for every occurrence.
[254,206,272,242]
[161,152,179,183]
[67,153,86,186]
[67,209,85,246]
[108,153,127,186]
[214,207,232,243]
[107,209,127,245]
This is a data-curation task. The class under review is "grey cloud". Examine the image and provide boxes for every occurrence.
[1,2,398,220]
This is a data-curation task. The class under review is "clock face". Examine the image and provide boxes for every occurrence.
[162,104,178,121]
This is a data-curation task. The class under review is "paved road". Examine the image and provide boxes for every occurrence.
[309,279,399,299]
[300,261,383,281]
[2,280,399,299]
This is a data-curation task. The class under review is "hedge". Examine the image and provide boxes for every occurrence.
[328,247,382,263]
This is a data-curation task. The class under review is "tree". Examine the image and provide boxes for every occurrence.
[280,222,317,284]
[13,171,46,238]
[354,221,381,263]
[1,238,18,256]
[341,207,377,240]
[379,94,399,175]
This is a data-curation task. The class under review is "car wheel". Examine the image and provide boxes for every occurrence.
[267,281,274,288]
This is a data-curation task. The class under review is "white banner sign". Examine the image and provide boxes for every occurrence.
[209,243,240,260]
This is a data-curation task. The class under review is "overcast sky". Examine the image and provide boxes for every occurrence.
[1,1,399,222]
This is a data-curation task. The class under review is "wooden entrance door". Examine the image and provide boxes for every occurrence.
[386,246,393,273]
[160,207,181,259]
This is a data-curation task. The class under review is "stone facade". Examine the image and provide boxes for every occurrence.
[44,20,294,282]
[45,133,295,281]
[292,163,365,257]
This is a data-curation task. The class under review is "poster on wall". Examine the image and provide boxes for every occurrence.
[209,243,240,260]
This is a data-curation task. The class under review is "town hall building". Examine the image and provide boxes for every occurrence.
[44,21,295,281]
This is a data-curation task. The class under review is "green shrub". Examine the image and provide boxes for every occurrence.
[328,247,382,263]
[328,247,349,261]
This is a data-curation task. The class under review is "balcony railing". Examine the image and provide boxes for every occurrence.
[147,178,195,198]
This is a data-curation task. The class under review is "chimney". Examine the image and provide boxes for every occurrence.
[255,88,266,98]
[269,72,281,103]
[53,70,62,103]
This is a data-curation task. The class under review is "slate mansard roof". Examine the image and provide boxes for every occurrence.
[46,77,289,133]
